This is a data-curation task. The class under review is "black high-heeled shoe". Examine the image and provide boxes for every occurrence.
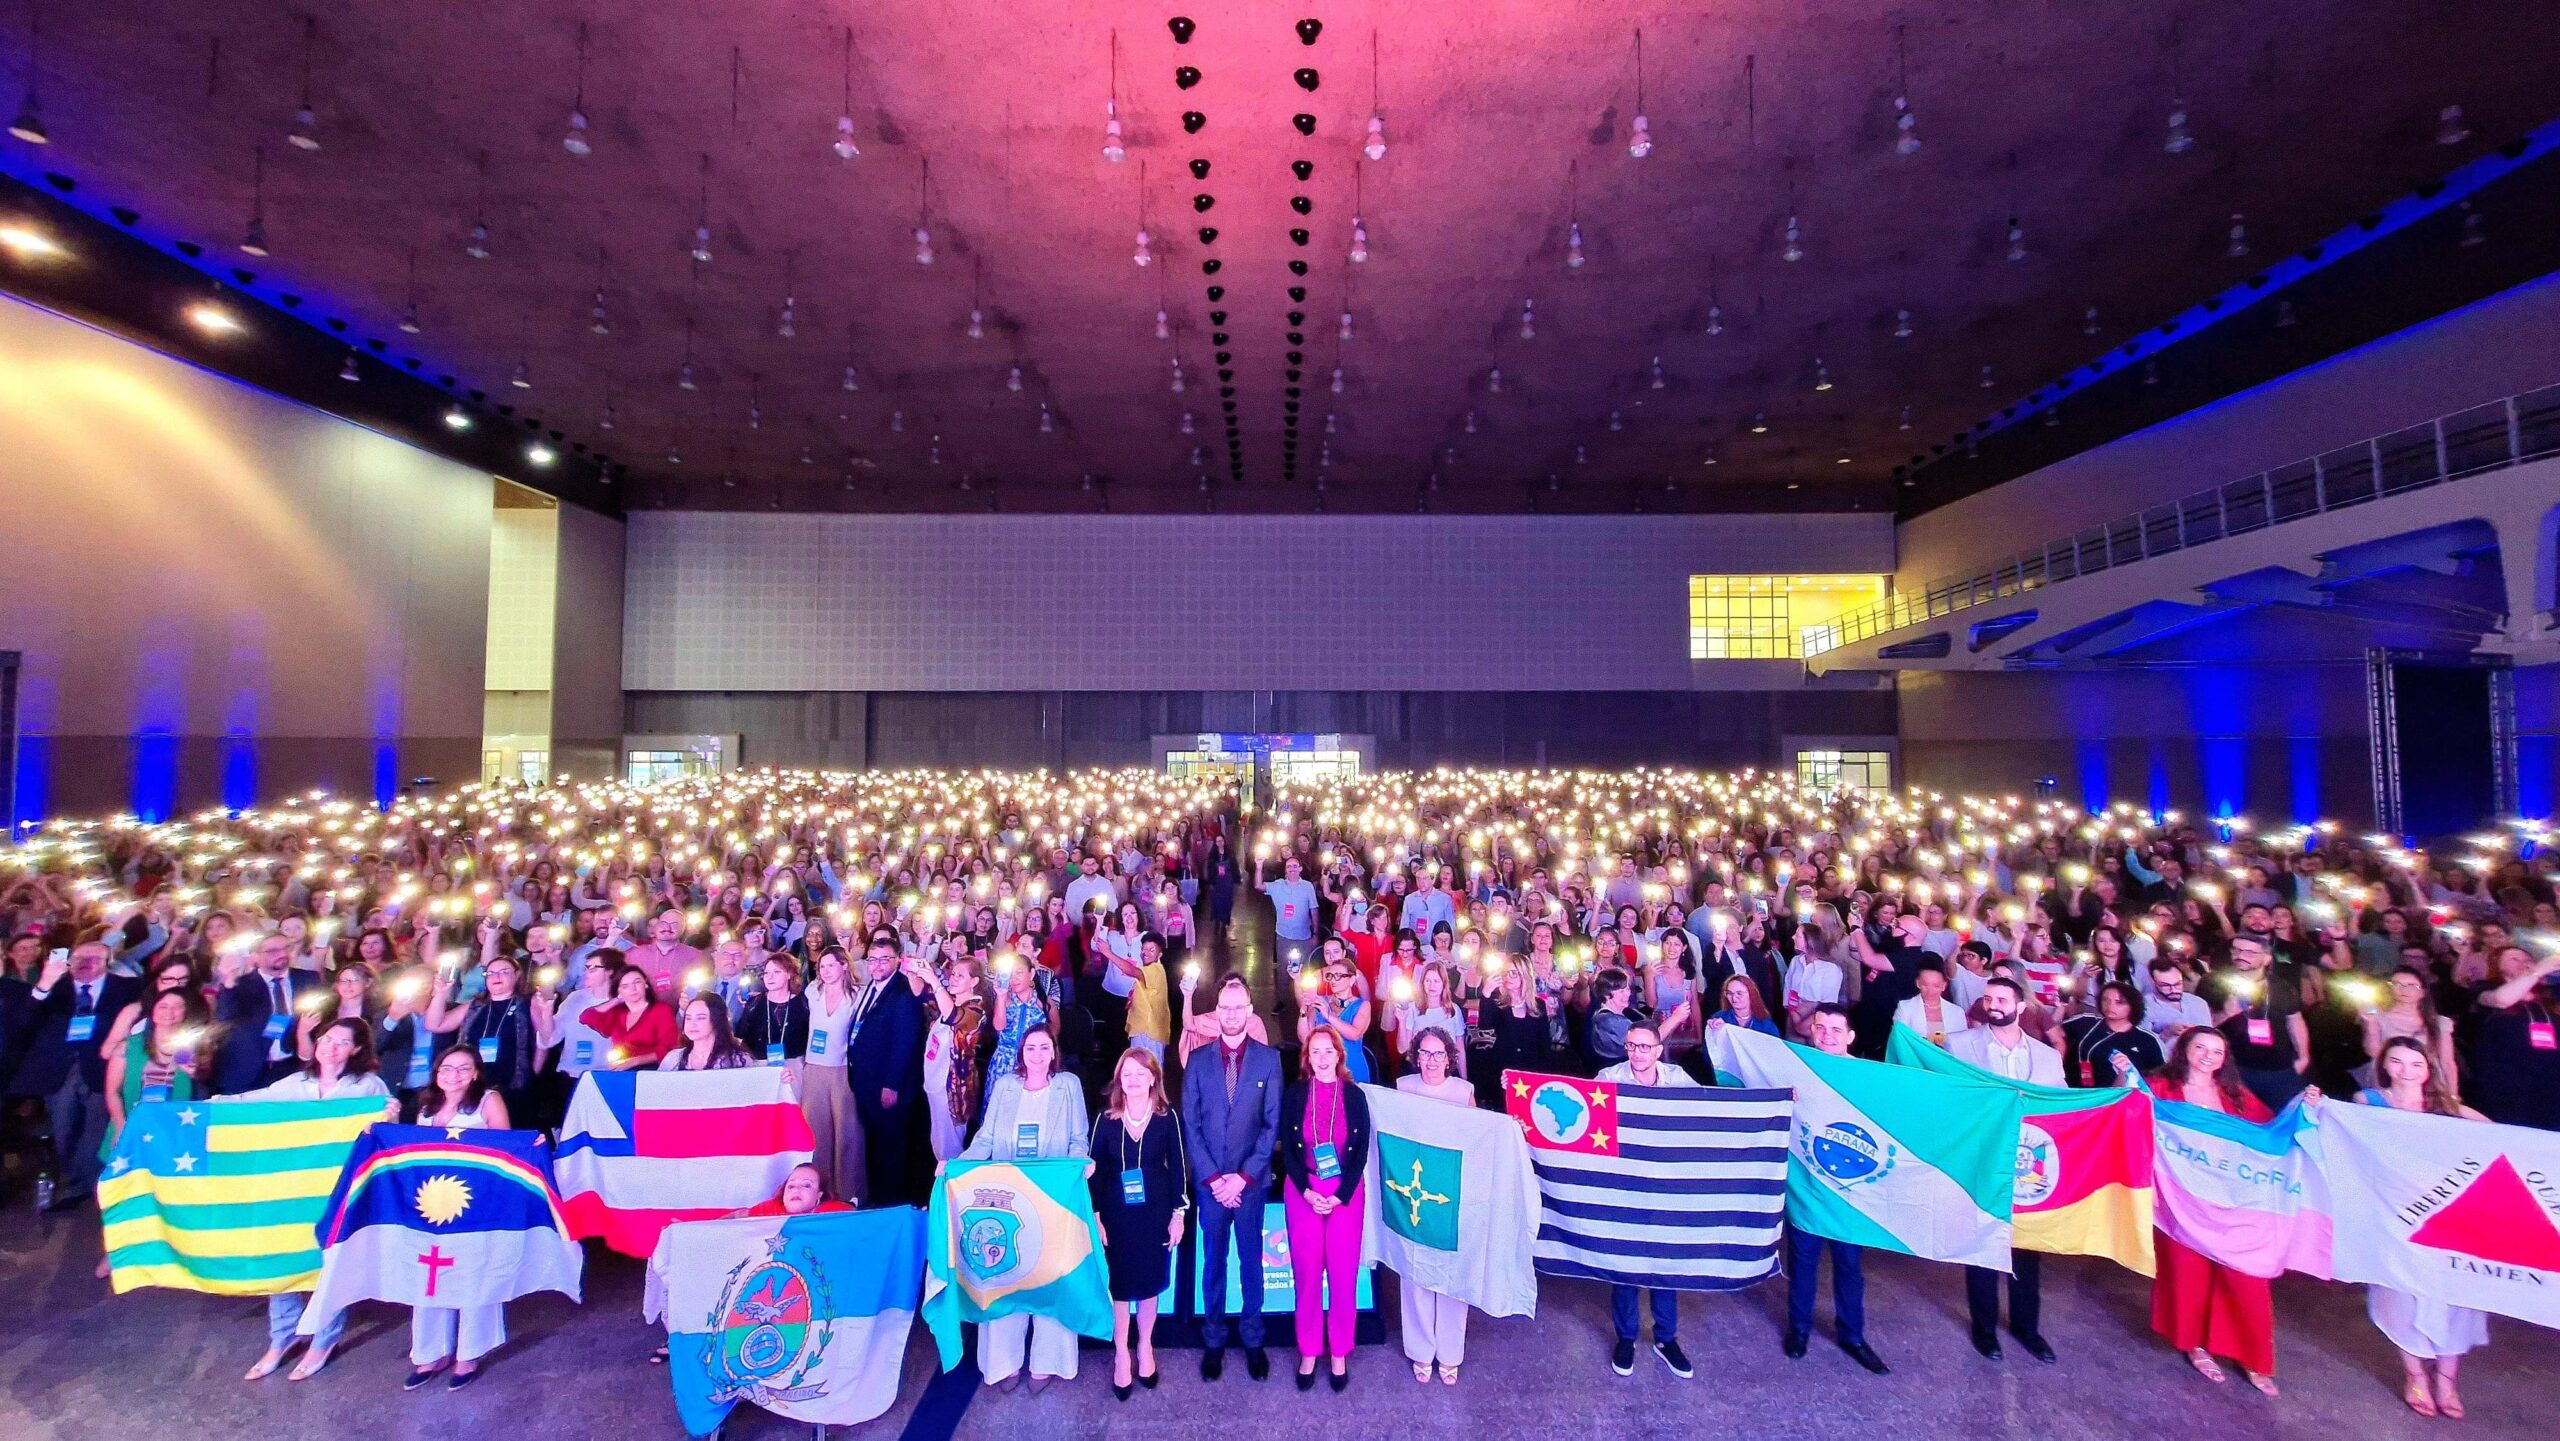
[1138,1364,1160,1390]
[1295,1367,1318,1392]
[1328,1365,1349,1393]
[1111,1380,1134,1402]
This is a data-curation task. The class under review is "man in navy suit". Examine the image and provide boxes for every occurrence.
[5,938,143,1209]
[1180,974,1282,1381]
[845,937,927,1206]
[211,931,325,1095]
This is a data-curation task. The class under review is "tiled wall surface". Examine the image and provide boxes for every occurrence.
[625,512,1894,692]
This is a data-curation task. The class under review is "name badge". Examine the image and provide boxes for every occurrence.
[141,1082,171,1103]
[808,1030,830,1058]
[66,1013,96,1043]
[2244,1017,2273,1047]
[571,1038,596,1068]
[1312,1142,1341,1181]
[767,1041,787,1065]
[478,1036,501,1064]
[262,1012,290,1041]
[1120,1168,1147,1204]
[1016,1122,1040,1155]
[407,1046,433,1089]
[2531,1021,2557,1052]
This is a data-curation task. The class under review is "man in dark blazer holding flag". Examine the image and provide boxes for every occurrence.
[7,938,142,1209]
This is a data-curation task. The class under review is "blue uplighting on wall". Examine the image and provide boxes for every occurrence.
[2147,748,2172,820]
[374,742,400,811]
[2521,736,2554,822]
[131,731,179,823]
[2288,737,2323,824]
[221,733,258,813]
[2200,737,2247,822]
[9,734,47,835]
[2076,740,2109,813]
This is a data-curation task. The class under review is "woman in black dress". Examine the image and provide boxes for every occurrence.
[1088,1046,1190,1400]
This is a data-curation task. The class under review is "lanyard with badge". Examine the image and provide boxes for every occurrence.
[476,999,516,1066]
[406,1014,435,1088]
[2529,1002,2556,1052]
[1118,1117,1149,1205]
[1309,1083,1345,1183]
[65,985,97,1044]
[764,998,789,1065]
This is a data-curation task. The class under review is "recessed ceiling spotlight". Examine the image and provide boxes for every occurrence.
[187,302,242,334]
[0,223,59,257]
[338,352,360,382]
[442,406,472,430]
[526,441,557,466]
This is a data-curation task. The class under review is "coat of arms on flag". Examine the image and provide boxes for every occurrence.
[298,1124,582,1335]
[922,1158,1113,1367]
[646,1208,926,1436]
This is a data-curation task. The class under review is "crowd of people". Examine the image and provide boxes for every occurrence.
[1,768,2554,1420]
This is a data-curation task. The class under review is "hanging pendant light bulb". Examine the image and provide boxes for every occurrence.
[1649,355,1666,391]
[289,104,319,152]
[1349,216,1369,264]
[399,300,421,335]
[841,365,860,391]
[1463,412,1478,434]
[2274,299,2297,329]
[1102,99,1125,163]
[1812,358,1833,393]
[832,114,860,160]
[1520,298,1536,340]
[1171,358,1186,393]
[6,13,44,147]
[2435,104,2469,146]
[665,441,681,464]
[2006,217,2027,262]
[591,289,611,336]
[1039,404,1055,433]
[2459,204,2485,247]
[690,223,713,264]
[967,308,985,341]
[1897,404,1913,431]
[914,226,934,265]
[1324,411,1337,435]
[1189,445,1204,466]
[2226,212,2249,258]
[239,144,271,256]
[678,360,696,391]
[240,215,270,258]
[510,359,532,390]
[1006,365,1023,393]
[1330,366,1346,395]
[338,351,360,382]
[1609,410,1624,432]
[465,221,490,260]
[564,107,591,156]
[2142,360,2160,386]
[1178,411,1195,435]
[1154,308,1172,341]
[1706,302,1724,337]
[1572,447,1585,466]
[1133,227,1152,268]
[2082,305,2100,336]
[889,409,904,431]
[1487,367,1504,394]
[1338,310,1354,342]
[600,400,617,431]
[1565,221,1584,270]
[2164,97,2194,153]
[929,439,941,465]
[747,397,762,429]
[1893,307,1914,339]
[1627,113,1652,159]
[1748,410,1768,434]
[1979,364,1995,389]
[1886,94,1922,161]
[777,296,797,339]
[1364,113,1386,161]
[1782,214,1803,263]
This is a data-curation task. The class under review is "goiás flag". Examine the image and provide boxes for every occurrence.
[297,1125,583,1336]
[99,1096,382,1296]
[1503,1069,1790,1291]
[1888,1024,2157,1276]
[1710,1023,2022,1269]
[556,1068,815,1257]
[923,1157,1112,1368]
[1359,1082,1541,1317]
[2152,1096,2332,1280]
[2320,1099,2560,1328]
[645,1207,926,1436]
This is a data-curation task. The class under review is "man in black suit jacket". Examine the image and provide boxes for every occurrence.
[845,939,927,1206]
[5,939,143,1209]
[1179,974,1284,1379]
[211,931,325,1095]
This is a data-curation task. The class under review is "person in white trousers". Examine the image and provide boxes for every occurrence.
[950,1026,1090,1391]
[402,1047,513,1391]
[1393,1025,1477,1384]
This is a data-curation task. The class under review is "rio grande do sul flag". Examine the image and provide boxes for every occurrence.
[1358,1082,1541,1317]
[1709,1023,2021,1269]
[1887,1025,2157,1276]
[2320,1100,2560,1328]
[644,1207,925,1436]
[923,1157,1112,1369]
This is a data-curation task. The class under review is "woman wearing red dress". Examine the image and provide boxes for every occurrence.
[2147,1025,2311,1396]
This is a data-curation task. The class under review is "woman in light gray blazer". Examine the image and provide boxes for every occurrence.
[956,1025,1091,1391]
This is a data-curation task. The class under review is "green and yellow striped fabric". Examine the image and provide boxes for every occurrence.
[99,1097,383,1296]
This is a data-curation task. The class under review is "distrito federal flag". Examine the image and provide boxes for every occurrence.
[1358,1083,1541,1317]
[1710,1024,2022,1269]
[298,1125,582,1336]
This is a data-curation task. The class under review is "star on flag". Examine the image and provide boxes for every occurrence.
[171,1152,199,1173]
[175,1107,203,1127]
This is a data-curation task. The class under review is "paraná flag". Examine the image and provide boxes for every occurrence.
[922,1157,1112,1369]
[2151,1097,2332,1279]
[1709,1024,2022,1269]
[556,1068,815,1257]
[1504,1069,1790,1290]
[298,1125,583,1335]
[2317,1101,2560,1325]
[645,1207,926,1436]
[99,1096,382,1295]
[1888,1025,2157,1275]
[1359,1082,1541,1317]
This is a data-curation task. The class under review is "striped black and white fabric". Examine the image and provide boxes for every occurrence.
[1512,1075,1792,1291]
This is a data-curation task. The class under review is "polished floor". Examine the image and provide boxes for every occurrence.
[5,909,2554,1440]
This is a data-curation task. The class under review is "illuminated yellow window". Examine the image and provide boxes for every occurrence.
[1797,749,1893,792]
[1689,575,1888,659]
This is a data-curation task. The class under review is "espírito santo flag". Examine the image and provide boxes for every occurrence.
[99,1096,383,1295]
[1709,1023,2021,1268]
[922,1157,1112,1369]
[1888,1024,2157,1276]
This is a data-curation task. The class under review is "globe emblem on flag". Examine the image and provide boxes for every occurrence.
[2014,1121,2061,1207]
[1527,1081,1592,1147]
[1798,1120,1897,1189]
